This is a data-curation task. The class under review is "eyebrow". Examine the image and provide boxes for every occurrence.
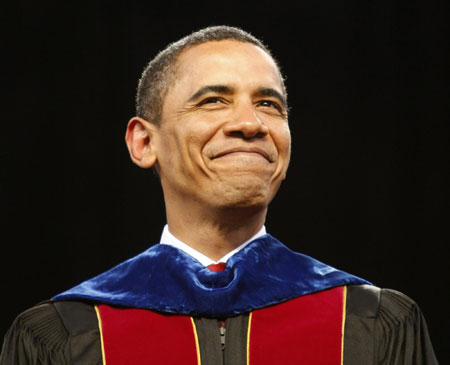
[187,85,234,103]
[186,84,287,109]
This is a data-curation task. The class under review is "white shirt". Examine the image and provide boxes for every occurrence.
[159,224,267,267]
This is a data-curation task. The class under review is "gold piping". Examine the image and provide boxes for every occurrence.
[246,312,253,365]
[341,286,348,365]
[190,317,201,365]
[94,305,107,365]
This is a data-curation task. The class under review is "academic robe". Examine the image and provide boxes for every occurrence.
[0,235,438,364]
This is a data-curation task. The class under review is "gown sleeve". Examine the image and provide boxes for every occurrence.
[344,285,438,364]
[0,304,70,364]
[1,301,102,365]
[375,289,439,364]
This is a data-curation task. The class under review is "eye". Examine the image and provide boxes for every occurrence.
[257,100,283,113]
[198,97,222,105]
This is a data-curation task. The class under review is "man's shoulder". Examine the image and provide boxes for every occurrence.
[7,302,70,347]
[52,300,99,333]
[346,284,421,321]
[343,285,438,364]
[1,301,101,365]
[13,301,98,334]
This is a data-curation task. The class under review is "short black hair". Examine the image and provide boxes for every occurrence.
[136,25,286,124]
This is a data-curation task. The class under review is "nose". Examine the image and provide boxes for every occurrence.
[223,107,269,139]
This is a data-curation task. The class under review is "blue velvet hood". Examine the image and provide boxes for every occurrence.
[52,234,370,317]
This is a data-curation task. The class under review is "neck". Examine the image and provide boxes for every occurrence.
[165,202,267,261]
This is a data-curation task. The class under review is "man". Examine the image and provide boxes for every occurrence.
[1,26,437,364]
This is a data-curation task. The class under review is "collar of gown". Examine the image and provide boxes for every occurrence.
[159,224,267,266]
[52,235,371,317]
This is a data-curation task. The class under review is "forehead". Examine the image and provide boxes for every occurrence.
[172,40,284,94]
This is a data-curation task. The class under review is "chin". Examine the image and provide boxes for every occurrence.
[211,180,275,209]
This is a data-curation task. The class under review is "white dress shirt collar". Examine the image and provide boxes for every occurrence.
[160,224,267,267]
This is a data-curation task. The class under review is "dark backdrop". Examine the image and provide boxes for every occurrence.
[2,1,449,361]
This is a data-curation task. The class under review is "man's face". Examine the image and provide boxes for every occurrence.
[153,40,291,211]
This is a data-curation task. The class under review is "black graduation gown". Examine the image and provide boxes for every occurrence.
[0,285,438,364]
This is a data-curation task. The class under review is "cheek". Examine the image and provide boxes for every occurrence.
[273,124,291,157]
[188,120,223,154]
[155,128,187,173]
[171,126,217,173]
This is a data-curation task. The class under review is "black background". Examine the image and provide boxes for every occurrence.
[2,1,449,361]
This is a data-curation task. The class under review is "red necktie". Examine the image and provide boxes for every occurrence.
[207,262,226,272]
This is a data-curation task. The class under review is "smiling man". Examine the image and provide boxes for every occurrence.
[1,26,437,364]
[127,39,291,262]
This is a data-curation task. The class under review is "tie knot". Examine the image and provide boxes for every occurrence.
[207,262,227,272]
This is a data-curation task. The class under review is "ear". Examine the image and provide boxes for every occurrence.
[125,117,158,168]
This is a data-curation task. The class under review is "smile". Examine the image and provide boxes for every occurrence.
[212,147,273,162]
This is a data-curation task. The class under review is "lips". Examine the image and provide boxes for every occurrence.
[211,146,273,162]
